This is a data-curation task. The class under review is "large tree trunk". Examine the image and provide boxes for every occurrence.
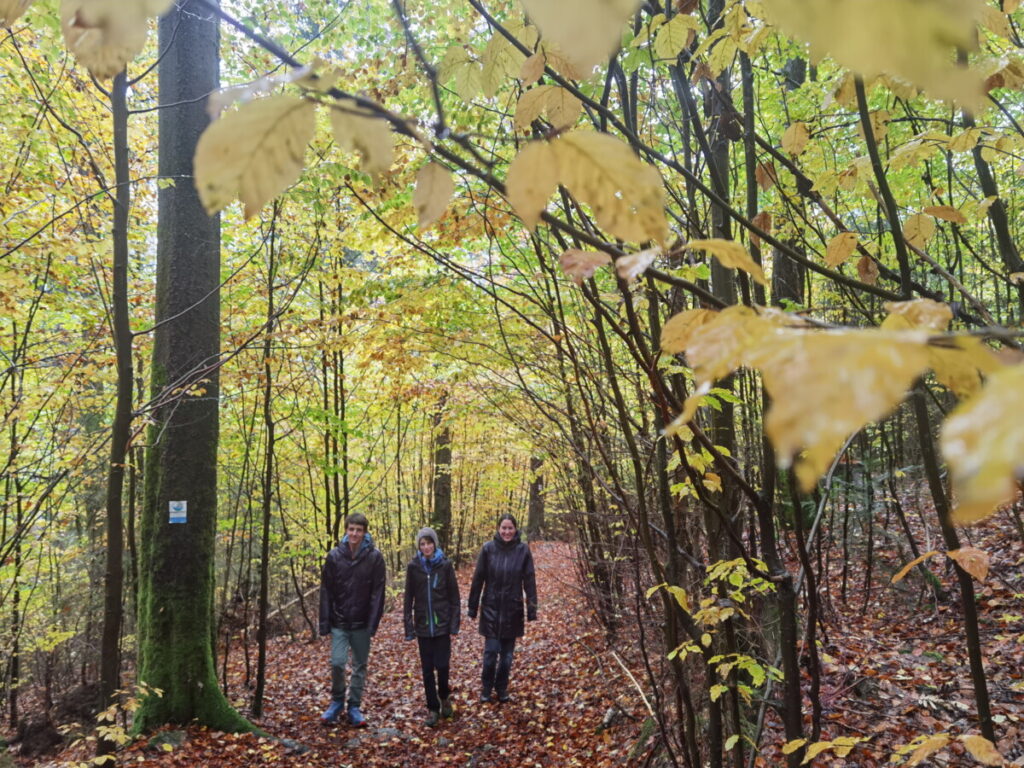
[134,0,251,733]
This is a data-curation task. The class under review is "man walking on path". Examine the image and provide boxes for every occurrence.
[319,512,386,727]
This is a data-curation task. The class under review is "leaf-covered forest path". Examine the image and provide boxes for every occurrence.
[108,542,647,767]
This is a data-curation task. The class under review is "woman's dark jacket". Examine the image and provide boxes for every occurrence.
[318,533,386,636]
[467,532,537,639]
[403,553,461,638]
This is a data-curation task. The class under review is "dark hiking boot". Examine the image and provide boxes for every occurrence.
[441,697,454,719]
[480,686,492,703]
[496,689,511,703]
[321,700,344,725]
[347,705,367,727]
[425,710,440,727]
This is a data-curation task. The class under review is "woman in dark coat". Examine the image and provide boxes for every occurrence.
[467,514,538,702]
[403,527,460,726]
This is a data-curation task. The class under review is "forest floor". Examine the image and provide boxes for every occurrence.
[14,506,1024,768]
[32,542,651,768]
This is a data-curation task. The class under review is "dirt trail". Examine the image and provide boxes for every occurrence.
[97,542,647,767]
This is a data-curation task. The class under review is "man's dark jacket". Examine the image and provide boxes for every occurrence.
[467,532,537,639]
[319,533,386,635]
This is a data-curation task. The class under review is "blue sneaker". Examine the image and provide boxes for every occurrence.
[321,700,344,725]
[347,705,367,728]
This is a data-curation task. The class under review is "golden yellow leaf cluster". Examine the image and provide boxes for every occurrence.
[558,249,611,285]
[61,0,172,80]
[941,363,1024,524]
[749,330,930,490]
[763,0,986,109]
[195,94,316,219]
[329,104,394,183]
[519,0,642,73]
[413,163,456,230]
[687,239,766,285]
[506,131,668,245]
[0,0,33,26]
[514,86,583,131]
[825,232,858,268]
[881,300,1000,399]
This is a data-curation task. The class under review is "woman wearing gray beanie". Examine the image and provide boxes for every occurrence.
[403,526,461,726]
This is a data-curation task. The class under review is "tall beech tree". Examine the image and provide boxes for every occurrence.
[134,0,251,732]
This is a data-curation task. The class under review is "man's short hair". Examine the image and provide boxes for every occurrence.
[345,512,369,531]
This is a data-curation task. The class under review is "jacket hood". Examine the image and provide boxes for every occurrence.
[493,529,522,547]
[340,531,375,554]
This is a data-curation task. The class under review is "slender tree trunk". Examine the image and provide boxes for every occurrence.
[252,216,278,718]
[98,69,133,754]
[525,456,544,540]
[912,387,996,742]
[431,393,452,549]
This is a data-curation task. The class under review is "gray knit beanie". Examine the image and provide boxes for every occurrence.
[416,527,439,549]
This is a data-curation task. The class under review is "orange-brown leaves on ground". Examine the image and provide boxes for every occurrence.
[102,543,644,767]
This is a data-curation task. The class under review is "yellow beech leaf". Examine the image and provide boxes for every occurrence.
[763,0,985,110]
[857,109,891,143]
[755,162,777,190]
[559,249,611,285]
[687,238,767,285]
[903,214,936,249]
[923,205,967,224]
[520,0,643,72]
[781,122,810,156]
[329,105,393,182]
[520,52,546,85]
[505,140,561,230]
[413,162,455,230]
[1,0,33,25]
[825,232,859,268]
[746,330,930,490]
[194,94,316,219]
[883,306,1000,398]
[654,13,698,60]
[782,739,807,755]
[947,547,990,582]
[883,298,952,331]
[981,6,1013,40]
[906,734,951,767]
[833,738,866,758]
[928,337,1001,399]
[750,211,772,249]
[482,23,536,97]
[802,741,835,763]
[661,309,718,354]
[439,46,483,102]
[1009,272,1024,285]
[666,585,690,612]
[684,305,774,385]
[948,127,983,153]
[555,131,668,245]
[61,0,165,79]
[941,364,1024,524]
[891,550,939,583]
[615,247,660,283]
[514,87,552,130]
[514,85,582,131]
[960,734,1004,765]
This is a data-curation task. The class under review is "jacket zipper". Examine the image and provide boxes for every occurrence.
[425,561,436,637]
